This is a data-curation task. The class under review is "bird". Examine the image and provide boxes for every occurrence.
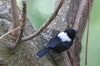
[36,29,76,58]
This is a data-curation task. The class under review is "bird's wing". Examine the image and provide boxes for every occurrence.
[45,35,62,48]
[62,41,73,49]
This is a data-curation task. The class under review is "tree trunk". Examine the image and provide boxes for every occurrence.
[0,0,93,66]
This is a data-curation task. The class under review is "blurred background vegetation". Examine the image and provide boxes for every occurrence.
[17,0,56,29]
[17,0,100,66]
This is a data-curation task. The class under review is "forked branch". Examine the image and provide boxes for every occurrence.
[14,1,27,47]
[21,0,65,42]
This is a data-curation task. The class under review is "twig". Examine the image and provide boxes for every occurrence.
[85,0,92,65]
[14,1,27,47]
[18,1,26,41]
[0,26,21,40]
[21,0,65,42]
[85,15,89,65]
[11,0,19,29]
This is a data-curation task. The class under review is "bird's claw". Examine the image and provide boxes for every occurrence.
[54,56,63,60]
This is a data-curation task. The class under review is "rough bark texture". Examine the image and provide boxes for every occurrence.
[0,0,92,66]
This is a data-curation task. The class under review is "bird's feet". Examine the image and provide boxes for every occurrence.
[54,55,63,60]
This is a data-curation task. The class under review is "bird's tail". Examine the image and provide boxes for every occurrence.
[36,48,50,58]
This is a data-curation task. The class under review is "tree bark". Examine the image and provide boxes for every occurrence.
[0,0,93,66]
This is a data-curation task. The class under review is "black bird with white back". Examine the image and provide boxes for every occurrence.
[37,29,76,58]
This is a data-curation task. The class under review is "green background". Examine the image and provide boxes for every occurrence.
[17,0,100,66]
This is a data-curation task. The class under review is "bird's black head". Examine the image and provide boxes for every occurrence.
[64,29,76,40]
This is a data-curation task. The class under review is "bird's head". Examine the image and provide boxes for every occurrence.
[64,29,76,40]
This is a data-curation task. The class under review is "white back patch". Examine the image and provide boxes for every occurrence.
[58,32,71,42]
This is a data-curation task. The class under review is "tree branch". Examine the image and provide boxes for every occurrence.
[68,0,93,66]
[11,0,19,29]
[10,0,20,38]
[0,26,21,40]
[13,1,27,48]
[0,0,94,66]
[21,0,65,42]
[72,0,88,31]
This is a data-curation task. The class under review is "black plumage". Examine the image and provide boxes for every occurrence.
[37,29,76,58]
